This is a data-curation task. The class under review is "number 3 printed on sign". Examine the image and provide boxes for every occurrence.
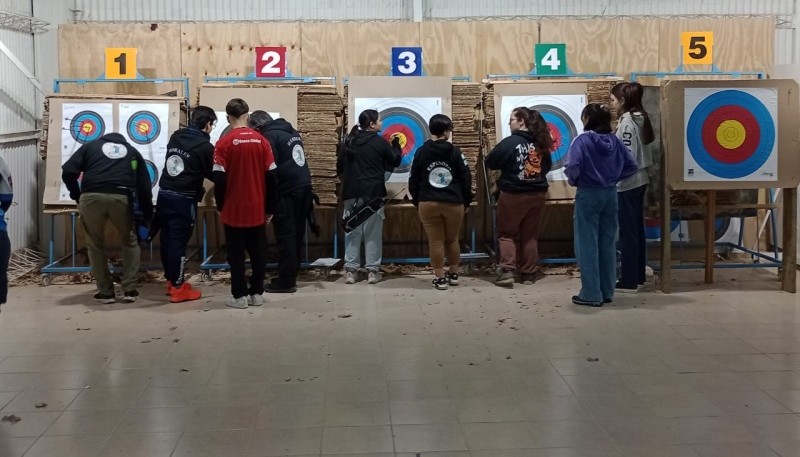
[255,47,287,78]
[391,47,423,76]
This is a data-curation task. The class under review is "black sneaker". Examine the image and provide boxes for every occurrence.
[446,272,459,286]
[572,295,602,307]
[615,282,638,294]
[432,277,448,290]
[93,293,115,304]
[122,290,139,303]
[266,282,297,294]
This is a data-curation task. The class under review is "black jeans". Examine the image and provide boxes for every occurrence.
[272,186,313,288]
[225,224,267,299]
[156,191,196,286]
[0,230,9,304]
[617,184,647,288]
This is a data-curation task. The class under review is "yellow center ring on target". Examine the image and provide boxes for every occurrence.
[716,120,746,150]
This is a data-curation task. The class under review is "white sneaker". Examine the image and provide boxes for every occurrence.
[249,293,265,307]
[345,271,356,284]
[368,271,381,284]
[225,296,249,309]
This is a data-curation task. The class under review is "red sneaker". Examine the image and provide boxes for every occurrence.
[165,281,175,296]
[170,283,201,303]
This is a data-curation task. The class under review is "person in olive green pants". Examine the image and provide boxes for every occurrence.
[62,133,153,303]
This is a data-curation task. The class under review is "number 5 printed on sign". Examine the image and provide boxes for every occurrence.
[681,32,714,65]
[255,47,287,78]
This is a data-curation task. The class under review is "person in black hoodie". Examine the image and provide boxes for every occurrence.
[62,133,153,303]
[409,114,473,290]
[153,105,216,303]
[485,107,553,287]
[249,111,313,293]
[336,109,402,284]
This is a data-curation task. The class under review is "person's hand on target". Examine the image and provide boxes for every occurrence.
[390,134,402,150]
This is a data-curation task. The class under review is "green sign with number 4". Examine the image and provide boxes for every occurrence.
[535,43,567,75]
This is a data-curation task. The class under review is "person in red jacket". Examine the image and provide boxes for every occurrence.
[212,98,278,309]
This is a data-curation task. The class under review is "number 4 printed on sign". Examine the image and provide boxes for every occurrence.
[255,47,287,78]
[534,44,567,76]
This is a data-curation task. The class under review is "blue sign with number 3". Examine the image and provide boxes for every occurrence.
[392,47,423,76]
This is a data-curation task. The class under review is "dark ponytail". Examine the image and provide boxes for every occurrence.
[512,107,553,153]
[611,82,655,145]
[345,109,380,152]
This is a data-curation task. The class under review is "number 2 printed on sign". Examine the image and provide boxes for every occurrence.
[255,47,287,78]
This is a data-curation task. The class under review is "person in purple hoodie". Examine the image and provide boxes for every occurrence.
[564,104,638,307]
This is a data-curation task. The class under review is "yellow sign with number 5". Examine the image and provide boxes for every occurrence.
[681,32,714,65]
[105,48,138,79]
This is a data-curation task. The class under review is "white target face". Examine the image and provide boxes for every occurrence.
[211,111,281,145]
[60,103,114,202]
[119,103,171,203]
[500,94,584,182]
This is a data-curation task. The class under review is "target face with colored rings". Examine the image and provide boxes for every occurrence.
[686,89,776,179]
[379,107,430,173]
[145,160,159,188]
[531,104,578,170]
[126,111,162,145]
[70,111,106,143]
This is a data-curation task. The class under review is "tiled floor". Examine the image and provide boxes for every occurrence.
[0,268,799,456]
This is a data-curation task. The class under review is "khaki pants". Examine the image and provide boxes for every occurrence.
[418,201,464,277]
[78,192,139,295]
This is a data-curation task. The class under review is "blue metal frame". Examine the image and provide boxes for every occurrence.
[204,71,335,85]
[41,212,172,280]
[631,70,765,81]
[53,76,192,108]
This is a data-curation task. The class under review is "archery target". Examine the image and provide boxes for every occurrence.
[684,88,778,182]
[119,103,170,203]
[126,111,162,145]
[70,111,106,143]
[353,97,442,183]
[499,94,585,181]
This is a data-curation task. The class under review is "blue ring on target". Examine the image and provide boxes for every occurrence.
[686,90,775,179]
[70,111,106,143]
[532,105,577,170]
[126,111,162,145]
[380,108,429,172]
[145,160,159,188]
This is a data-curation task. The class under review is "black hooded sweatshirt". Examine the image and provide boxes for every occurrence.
[336,130,401,200]
[61,133,153,219]
[408,139,473,207]
[159,127,214,201]
[257,119,312,194]
[485,130,552,193]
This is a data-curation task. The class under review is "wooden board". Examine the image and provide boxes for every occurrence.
[662,79,800,190]
[43,95,183,206]
[658,17,773,73]
[300,22,420,84]
[181,23,302,102]
[58,24,183,96]
[421,20,539,80]
[540,18,660,77]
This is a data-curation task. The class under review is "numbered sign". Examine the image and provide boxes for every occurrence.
[255,47,287,78]
[105,48,138,79]
[392,47,423,76]
[535,43,567,76]
[681,31,714,65]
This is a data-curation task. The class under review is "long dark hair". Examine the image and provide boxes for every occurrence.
[611,82,655,145]
[345,109,380,149]
[512,107,553,153]
[581,104,613,134]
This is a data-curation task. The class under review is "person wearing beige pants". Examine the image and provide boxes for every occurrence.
[409,114,473,290]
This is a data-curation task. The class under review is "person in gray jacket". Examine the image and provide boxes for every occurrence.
[611,82,655,293]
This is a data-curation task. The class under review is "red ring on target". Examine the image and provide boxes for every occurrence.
[701,105,760,165]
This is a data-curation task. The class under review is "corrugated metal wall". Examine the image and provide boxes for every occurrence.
[0,0,41,250]
[72,0,412,21]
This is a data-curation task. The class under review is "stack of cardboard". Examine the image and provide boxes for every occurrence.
[451,83,481,193]
[39,97,50,159]
[296,85,343,205]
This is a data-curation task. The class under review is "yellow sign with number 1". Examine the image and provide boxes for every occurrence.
[105,48,138,79]
[681,32,714,65]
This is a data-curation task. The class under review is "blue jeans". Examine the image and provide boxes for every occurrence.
[344,198,384,273]
[574,187,618,302]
